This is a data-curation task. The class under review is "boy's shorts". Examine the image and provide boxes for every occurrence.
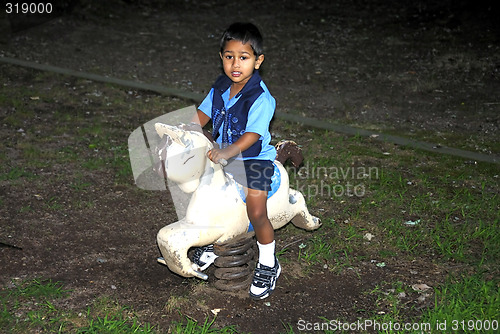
[224,159,274,192]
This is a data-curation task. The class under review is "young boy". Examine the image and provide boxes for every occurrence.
[191,22,280,300]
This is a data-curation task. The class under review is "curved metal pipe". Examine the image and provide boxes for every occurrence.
[193,270,208,280]
[157,256,208,280]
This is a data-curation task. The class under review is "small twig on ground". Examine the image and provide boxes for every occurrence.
[280,238,304,252]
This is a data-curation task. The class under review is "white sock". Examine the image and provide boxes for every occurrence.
[257,240,276,267]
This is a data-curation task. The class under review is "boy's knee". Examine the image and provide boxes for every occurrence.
[247,208,268,226]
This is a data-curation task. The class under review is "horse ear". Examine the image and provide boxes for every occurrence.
[155,123,185,145]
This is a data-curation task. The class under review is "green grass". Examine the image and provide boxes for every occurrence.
[0,279,242,333]
[170,316,242,334]
[0,166,38,181]
[77,309,157,333]
[10,278,68,299]
[281,277,499,334]
[422,274,499,331]
[298,233,333,264]
[0,278,71,332]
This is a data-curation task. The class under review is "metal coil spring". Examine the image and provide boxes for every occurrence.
[213,234,256,291]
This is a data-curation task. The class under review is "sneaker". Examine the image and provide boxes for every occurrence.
[249,257,281,300]
[192,245,218,271]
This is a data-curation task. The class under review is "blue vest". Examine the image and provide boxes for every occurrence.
[211,71,264,158]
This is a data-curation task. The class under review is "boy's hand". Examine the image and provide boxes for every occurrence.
[207,146,238,164]
[207,132,260,164]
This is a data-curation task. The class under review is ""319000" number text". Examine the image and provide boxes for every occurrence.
[6,3,53,14]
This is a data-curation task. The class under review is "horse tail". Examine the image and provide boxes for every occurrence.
[275,140,303,168]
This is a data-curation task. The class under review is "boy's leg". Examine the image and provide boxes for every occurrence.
[246,188,281,299]
[246,188,273,243]
[246,188,274,266]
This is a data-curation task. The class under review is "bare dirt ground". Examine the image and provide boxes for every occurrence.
[1,0,499,333]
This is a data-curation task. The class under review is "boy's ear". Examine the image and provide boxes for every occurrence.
[255,54,265,69]
[219,52,223,60]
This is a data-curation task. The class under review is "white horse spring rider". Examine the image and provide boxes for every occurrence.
[154,122,321,280]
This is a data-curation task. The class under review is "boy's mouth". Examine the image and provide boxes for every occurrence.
[231,71,242,77]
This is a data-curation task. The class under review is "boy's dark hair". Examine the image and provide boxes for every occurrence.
[220,22,263,58]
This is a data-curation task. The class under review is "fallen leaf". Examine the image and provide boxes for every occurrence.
[363,233,375,241]
[412,283,431,292]
[404,219,421,226]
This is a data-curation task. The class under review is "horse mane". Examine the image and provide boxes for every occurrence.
[275,140,303,168]
[153,123,214,178]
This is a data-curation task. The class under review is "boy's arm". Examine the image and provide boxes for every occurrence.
[207,132,260,163]
[191,109,211,127]
[233,132,260,152]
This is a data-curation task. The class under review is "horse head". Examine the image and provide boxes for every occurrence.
[154,123,214,193]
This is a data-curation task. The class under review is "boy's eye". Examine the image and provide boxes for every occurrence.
[223,55,249,61]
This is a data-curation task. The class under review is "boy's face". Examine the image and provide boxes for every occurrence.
[220,39,264,88]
